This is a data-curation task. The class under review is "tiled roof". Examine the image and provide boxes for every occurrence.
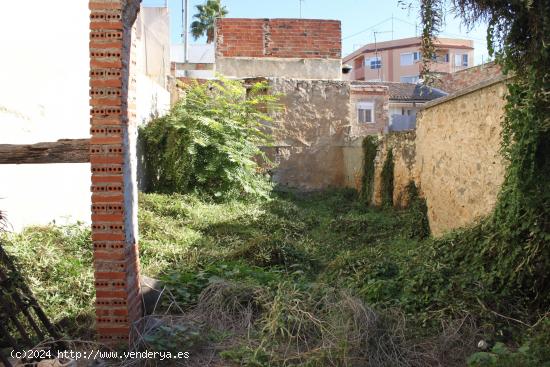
[351,81,447,102]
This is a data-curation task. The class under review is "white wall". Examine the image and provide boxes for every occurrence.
[171,44,216,79]
[135,6,171,124]
[0,1,91,231]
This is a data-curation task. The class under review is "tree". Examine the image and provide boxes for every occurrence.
[190,0,228,43]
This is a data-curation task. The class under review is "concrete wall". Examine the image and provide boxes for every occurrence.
[216,18,342,80]
[135,6,171,124]
[266,78,351,190]
[217,57,342,80]
[415,78,508,235]
[0,1,91,231]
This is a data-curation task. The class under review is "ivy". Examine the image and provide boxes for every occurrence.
[360,136,378,204]
[404,0,550,323]
[380,149,394,208]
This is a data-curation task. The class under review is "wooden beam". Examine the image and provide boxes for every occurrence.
[0,139,90,164]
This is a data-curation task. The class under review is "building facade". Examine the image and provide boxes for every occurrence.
[343,37,474,83]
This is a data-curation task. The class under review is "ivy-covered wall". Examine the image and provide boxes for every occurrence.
[372,131,417,208]
[415,78,507,236]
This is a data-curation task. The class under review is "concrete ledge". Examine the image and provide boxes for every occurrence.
[216,57,342,80]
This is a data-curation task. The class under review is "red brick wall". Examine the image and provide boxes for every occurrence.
[89,0,142,346]
[434,62,502,93]
[216,18,341,59]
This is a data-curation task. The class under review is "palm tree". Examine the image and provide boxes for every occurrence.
[190,0,228,43]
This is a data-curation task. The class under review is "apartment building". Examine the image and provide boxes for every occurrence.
[343,37,474,83]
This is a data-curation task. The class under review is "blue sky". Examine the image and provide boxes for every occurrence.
[142,0,491,65]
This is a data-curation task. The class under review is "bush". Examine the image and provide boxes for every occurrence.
[467,319,550,367]
[139,78,279,200]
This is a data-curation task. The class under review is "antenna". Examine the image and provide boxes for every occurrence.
[391,14,394,40]
[299,0,305,18]
[373,30,392,81]
[182,0,189,64]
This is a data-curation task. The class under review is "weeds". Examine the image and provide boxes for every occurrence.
[3,190,549,365]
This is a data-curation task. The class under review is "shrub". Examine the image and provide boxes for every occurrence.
[139,78,279,200]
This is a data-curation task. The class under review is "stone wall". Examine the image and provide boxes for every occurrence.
[372,132,416,207]
[266,78,351,190]
[350,85,389,136]
[415,78,508,235]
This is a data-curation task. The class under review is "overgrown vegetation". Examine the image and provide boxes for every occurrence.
[380,149,394,207]
[2,1,548,364]
[360,135,378,203]
[0,191,485,366]
[139,78,277,200]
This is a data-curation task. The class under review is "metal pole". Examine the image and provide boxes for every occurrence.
[183,0,189,63]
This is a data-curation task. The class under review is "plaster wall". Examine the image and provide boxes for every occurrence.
[218,57,342,80]
[0,1,91,230]
[415,79,507,235]
[135,6,171,123]
[266,78,351,190]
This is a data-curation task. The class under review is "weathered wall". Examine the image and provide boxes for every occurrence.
[0,1,91,231]
[134,6,171,124]
[415,78,508,235]
[266,78,351,190]
[372,132,416,207]
[216,57,342,80]
[350,85,389,136]
[216,18,341,58]
[216,18,342,80]
[340,131,416,207]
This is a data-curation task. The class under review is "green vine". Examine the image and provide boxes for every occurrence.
[407,0,550,323]
[380,149,394,208]
[360,136,378,204]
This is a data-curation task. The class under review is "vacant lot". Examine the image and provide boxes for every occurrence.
[3,190,548,366]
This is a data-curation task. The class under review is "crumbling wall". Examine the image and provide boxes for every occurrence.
[267,78,351,190]
[415,78,507,235]
[350,85,389,136]
[372,132,416,207]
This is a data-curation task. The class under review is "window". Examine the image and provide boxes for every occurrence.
[400,52,420,66]
[400,75,420,83]
[401,53,414,66]
[455,54,469,67]
[357,102,375,124]
[367,56,381,69]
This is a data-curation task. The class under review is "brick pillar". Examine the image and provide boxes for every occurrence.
[89,0,142,345]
